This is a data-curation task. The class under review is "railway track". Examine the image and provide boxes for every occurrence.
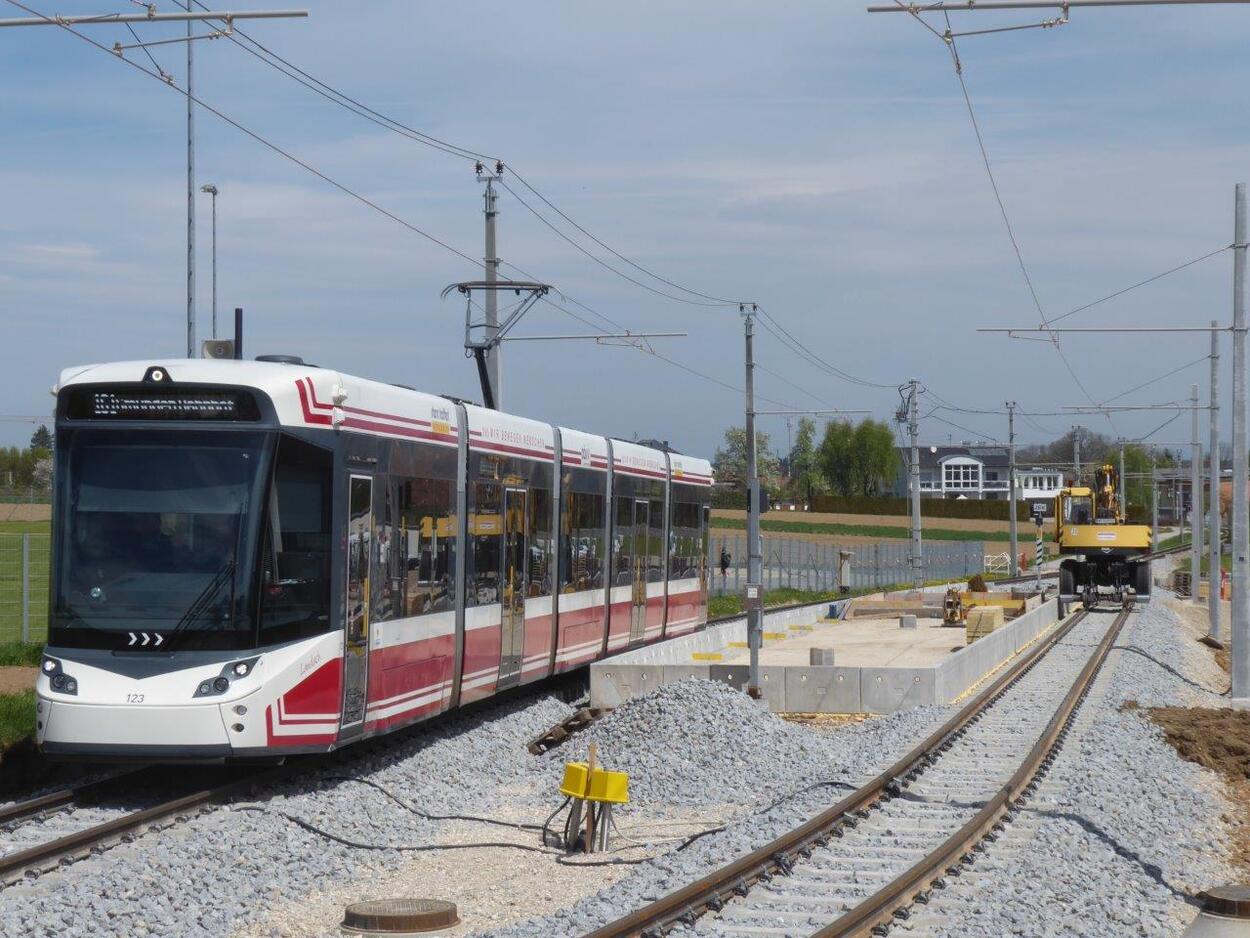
[584,601,1134,938]
[0,765,284,886]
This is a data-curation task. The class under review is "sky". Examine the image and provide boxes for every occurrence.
[2,0,1249,459]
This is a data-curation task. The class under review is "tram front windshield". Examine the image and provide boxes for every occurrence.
[52,429,267,649]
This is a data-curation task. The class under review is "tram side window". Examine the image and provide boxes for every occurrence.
[528,487,553,597]
[560,491,605,593]
[613,497,634,587]
[260,436,332,642]
[669,501,700,580]
[647,497,665,583]
[469,482,502,606]
[395,476,457,616]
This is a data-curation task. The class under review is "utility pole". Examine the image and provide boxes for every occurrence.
[742,305,764,700]
[1073,426,1081,483]
[908,379,923,590]
[1192,382,1203,604]
[185,0,195,357]
[477,161,504,408]
[1211,319,1222,642]
[1007,401,1018,576]
[1151,448,1158,538]
[1232,183,1249,701]
[200,184,218,339]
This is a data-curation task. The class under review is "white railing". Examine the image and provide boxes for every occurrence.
[984,551,1010,575]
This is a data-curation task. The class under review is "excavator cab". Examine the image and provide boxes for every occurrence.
[1056,464,1152,608]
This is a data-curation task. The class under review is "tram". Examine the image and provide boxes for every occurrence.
[36,358,712,760]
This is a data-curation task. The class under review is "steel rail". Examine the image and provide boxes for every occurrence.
[0,766,287,885]
[812,604,1131,937]
[582,603,1094,938]
[0,769,142,828]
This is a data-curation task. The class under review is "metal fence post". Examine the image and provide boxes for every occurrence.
[21,533,31,644]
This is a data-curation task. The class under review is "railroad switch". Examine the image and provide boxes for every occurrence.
[556,745,629,854]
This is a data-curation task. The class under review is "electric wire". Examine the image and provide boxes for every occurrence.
[498,178,735,308]
[182,0,909,412]
[1050,247,1230,324]
[2,0,484,267]
[754,307,896,390]
[15,0,797,415]
[925,411,1003,444]
[894,2,1104,415]
[1098,354,1211,406]
[198,0,746,311]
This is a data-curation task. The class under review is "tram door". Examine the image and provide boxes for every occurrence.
[341,475,373,734]
[497,488,527,689]
[629,499,649,645]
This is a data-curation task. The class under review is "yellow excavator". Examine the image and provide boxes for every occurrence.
[1056,463,1152,608]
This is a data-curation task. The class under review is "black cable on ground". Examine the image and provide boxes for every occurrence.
[322,775,545,832]
[234,805,561,856]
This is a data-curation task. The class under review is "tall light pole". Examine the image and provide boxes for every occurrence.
[1192,383,1203,604]
[1232,184,1248,701]
[1007,401,1018,576]
[200,184,218,340]
[185,0,195,358]
[907,379,922,590]
[1210,319,1222,641]
[742,304,763,700]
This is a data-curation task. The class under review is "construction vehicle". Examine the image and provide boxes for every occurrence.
[1056,463,1152,607]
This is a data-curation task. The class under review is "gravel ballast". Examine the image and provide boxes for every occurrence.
[898,594,1233,938]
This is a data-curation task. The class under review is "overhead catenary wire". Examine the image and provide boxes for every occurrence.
[196,0,748,311]
[1050,246,1230,324]
[14,0,807,415]
[892,1,1106,418]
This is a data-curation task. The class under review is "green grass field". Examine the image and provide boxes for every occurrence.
[0,691,35,750]
[709,515,1032,544]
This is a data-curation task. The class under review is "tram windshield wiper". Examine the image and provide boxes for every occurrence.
[162,560,238,650]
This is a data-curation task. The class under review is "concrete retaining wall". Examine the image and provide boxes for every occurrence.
[590,602,829,709]
[590,595,1059,714]
[932,597,1058,704]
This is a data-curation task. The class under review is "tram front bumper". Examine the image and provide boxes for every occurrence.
[38,697,235,761]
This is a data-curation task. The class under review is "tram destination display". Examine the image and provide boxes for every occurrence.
[65,386,261,421]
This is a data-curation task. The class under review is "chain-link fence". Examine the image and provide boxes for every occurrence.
[708,534,986,596]
[1,533,50,644]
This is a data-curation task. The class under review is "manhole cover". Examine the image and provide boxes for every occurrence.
[341,898,459,936]
[1199,885,1250,920]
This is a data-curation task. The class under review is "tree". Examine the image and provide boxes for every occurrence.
[818,419,899,497]
[713,427,782,495]
[29,424,52,452]
[788,417,826,503]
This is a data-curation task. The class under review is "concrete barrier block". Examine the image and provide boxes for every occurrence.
[900,614,917,630]
[662,664,711,685]
[590,664,660,709]
[785,667,862,713]
[810,646,835,666]
[707,664,786,711]
[860,667,935,713]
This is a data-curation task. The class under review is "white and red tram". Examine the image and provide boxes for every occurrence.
[36,358,712,760]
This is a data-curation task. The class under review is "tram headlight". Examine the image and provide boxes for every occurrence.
[197,681,213,697]
[233,662,251,677]
[48,670,78,696]
[213,677,230,694]
[41,657,59,674]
